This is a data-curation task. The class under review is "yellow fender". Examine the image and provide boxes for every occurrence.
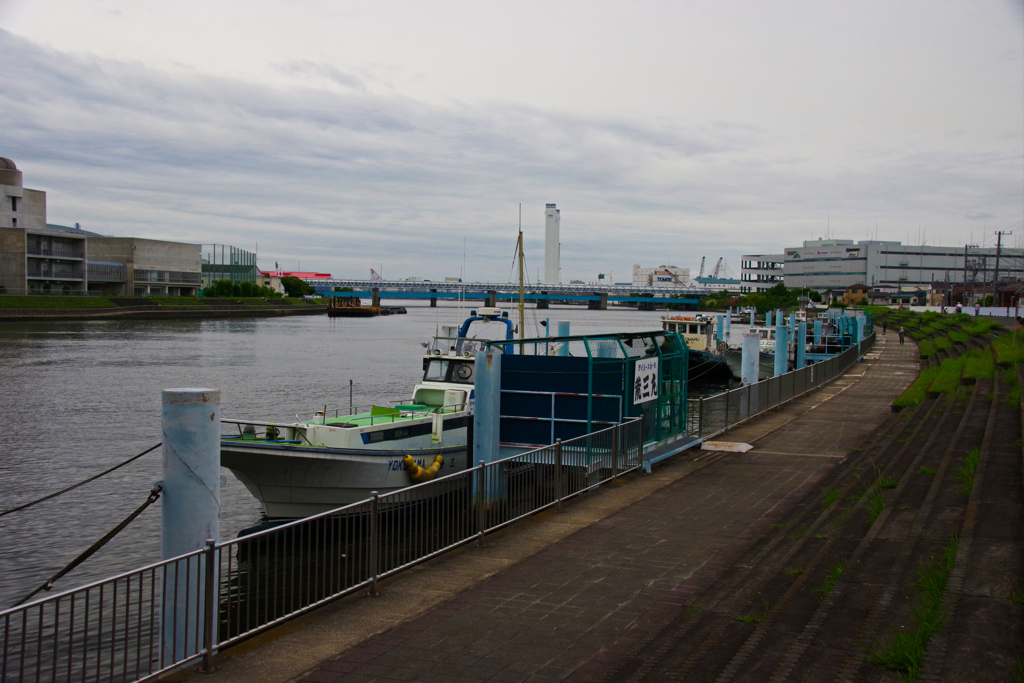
[403,455,443,482]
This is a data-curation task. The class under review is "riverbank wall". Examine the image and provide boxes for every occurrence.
[0,304,327,322]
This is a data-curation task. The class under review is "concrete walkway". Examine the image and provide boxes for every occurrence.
[183,334,916,683]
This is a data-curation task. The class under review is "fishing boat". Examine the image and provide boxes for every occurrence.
[660,315,732,384]
[220,308,514,519]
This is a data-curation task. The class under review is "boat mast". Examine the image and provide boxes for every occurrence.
[517,204,526,353]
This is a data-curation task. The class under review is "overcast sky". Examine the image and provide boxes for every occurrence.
[1,0,1021,283]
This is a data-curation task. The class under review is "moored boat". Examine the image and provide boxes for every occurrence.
[221,309,514,519]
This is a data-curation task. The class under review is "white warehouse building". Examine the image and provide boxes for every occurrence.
[632,264,690,288]
[739,253,785,292]
[782,238,1019,291]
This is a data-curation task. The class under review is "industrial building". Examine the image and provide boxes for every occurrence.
[0,157,204,296]
[544,203,560,284]
[782,238,1021,292]
[631,264,690,288]
[739,253,785,292]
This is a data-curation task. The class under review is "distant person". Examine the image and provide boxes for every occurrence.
[941,305,946,315]
[882,319,887,335]
[956,302,963,314]
[975,302,981,316]
[898,327,906,345]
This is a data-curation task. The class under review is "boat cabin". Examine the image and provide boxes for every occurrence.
[661,316,715,352]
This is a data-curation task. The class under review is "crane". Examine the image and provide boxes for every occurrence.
[697,256,706,279]
[370,268,382,282]
[711,257,723,279]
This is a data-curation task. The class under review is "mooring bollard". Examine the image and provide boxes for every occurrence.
[160,388,221,666]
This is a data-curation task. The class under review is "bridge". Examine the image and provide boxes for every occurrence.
[311,280,713,310]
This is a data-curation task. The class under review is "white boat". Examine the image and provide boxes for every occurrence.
[220,309,513,519]
[659,314,732,383]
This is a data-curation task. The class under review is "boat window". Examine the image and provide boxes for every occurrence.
[452,362,474,384]
[759,330,769,339]
[424,360,449,381]
[688,324,699,334]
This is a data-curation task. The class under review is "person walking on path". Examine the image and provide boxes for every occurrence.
[882,319,887,335]
[898,327,906,345]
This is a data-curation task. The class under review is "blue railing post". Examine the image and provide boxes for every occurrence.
[774,325,789,377]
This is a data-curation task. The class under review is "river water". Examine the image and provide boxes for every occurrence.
[0,303,705,608]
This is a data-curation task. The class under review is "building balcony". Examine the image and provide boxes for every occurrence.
[26,248,84,260]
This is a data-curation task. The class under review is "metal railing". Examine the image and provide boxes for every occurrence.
[1,420,644,683]
[688,333,875,439]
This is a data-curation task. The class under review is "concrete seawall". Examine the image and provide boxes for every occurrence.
[0,305,327,322]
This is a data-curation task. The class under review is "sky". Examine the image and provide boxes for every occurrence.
[0,0,1022,283]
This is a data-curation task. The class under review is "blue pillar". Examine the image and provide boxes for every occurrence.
[767,311,774,327]
[716,315,724,344]
[774,325,789,376]
[814,319,823,343]
[789,313,796,330]
[472,350,502,464]
[749,310,755,327]
[556,321,570,356]
[796,323,807,368]
[161,388,221,663]
[725,312,731,338]
[741,333,759,385]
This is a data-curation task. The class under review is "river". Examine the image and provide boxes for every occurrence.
[0,303,722,608]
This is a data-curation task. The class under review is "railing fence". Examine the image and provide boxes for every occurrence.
[0,334,874,683]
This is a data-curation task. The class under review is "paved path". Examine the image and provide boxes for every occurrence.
[189,335,917,683]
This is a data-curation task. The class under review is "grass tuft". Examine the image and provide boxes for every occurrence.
[955,448,980,496]
[823,488,841,509]
[737,610,766,625]
[869,535,959,680]
[878,476,899,489]
[866,489,886,526]
[814,560,845,601]
[786,568,804,576]
[919,466,937,475]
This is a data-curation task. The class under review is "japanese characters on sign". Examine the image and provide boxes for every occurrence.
[633,358,659,405]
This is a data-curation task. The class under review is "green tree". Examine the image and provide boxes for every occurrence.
[280,276,316,297]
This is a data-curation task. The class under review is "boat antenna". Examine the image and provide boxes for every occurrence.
[518,203,526,354]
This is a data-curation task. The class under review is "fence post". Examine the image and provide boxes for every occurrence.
[724,388,731,431]
[612,425,620,479]
[476,461,487,546]
[201,539,218,672]
[554,439,563,513]
[368,491,379,596]
[698,397,705,439]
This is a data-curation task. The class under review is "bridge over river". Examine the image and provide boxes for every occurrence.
[311,280,713,309]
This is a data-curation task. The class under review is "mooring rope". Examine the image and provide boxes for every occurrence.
[14,486,163,607]
[0,443,162,518]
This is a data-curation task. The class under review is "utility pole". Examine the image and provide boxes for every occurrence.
[963,244,977,306]
[994,231,1012,305]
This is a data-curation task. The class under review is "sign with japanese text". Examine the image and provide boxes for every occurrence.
[633,358,659,405]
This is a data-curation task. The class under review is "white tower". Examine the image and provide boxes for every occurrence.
[544,203,560,284]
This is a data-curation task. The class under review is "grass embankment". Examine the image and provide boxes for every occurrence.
[0,296,116,308]
[961,349,995,380]
[893,366,941,408]
[993,332,1024,366]
[949,330,969,344]
[927,357,965,394]
[916,339,937,357]
[964,318,1004,336]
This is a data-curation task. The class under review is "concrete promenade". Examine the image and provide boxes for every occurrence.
[183,333,916,683]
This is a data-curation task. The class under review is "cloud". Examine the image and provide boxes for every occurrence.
[965,211,994,221]
[274,60,366,91]
[0,28,1020,280]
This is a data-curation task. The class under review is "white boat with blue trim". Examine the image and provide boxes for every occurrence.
[221,309,514,519]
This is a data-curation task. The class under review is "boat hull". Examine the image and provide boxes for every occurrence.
[221,441,470,519]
